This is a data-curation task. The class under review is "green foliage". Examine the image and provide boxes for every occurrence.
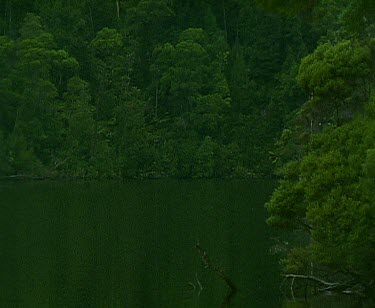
[0,0,358,180]
[265,1,375,281]
[19,13,44,39]
[0,0,373,291]
[297,40,372,125]
[268,116,375,284]
[364,149,375,178]
[193,136,217,178]
[266,177,306,230]
[62,76,95,164]
[282,247,312,274]
[89,27,132,121]
[0,130,11,175]
[342,0,375,33]
[255,0,317,15]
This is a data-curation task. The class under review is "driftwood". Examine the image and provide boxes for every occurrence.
[283,274,340,288]
[195,242,237,307]
[280,273,364,300]
[187,272,204,295]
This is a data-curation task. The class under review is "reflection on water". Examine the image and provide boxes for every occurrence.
[0,180,280,307]
[0,180,370,307]
[283,295,374,308]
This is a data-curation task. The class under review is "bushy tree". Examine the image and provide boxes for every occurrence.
[297,40,373,126]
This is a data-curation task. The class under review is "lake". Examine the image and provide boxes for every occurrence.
[0,180,369,307]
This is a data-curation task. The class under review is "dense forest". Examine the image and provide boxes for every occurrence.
[262,0,375,298]
[0,0,325,179]
[0,0,374,298]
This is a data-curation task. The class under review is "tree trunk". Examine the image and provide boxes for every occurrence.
[222,0,228,40]
[155,85,159,120]
[116,0,120,19]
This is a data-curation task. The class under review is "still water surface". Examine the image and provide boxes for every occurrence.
[0,180,369,307]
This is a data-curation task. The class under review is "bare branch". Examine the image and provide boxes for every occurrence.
[195,242,237,307]
[283,274,340,287]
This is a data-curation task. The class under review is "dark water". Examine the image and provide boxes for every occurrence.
[0,180,370,307]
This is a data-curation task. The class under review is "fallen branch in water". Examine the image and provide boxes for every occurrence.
[195,272,203,295]
[283,274,340,287]
[195,242,237,307]
[280,273,366,299]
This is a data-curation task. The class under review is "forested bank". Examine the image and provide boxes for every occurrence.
[263,0,375,298]
[0,0,322,179]
[1,0,375,301]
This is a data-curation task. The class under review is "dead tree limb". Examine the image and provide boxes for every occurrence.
[195,242,237,307]
[283,274,340,287]
[282,273,367,298]
[291,276,296,301]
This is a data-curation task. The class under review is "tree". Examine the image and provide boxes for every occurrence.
[151,28,229,121]
[124,0,175,87]
[0,13,79,174]
[267,116,375,284]
[255,0,317,15]
[88,27,130,121]
[113,91,149,177]
[297,40,372,126]
[59,76,95,176]
[147,26,235,178]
